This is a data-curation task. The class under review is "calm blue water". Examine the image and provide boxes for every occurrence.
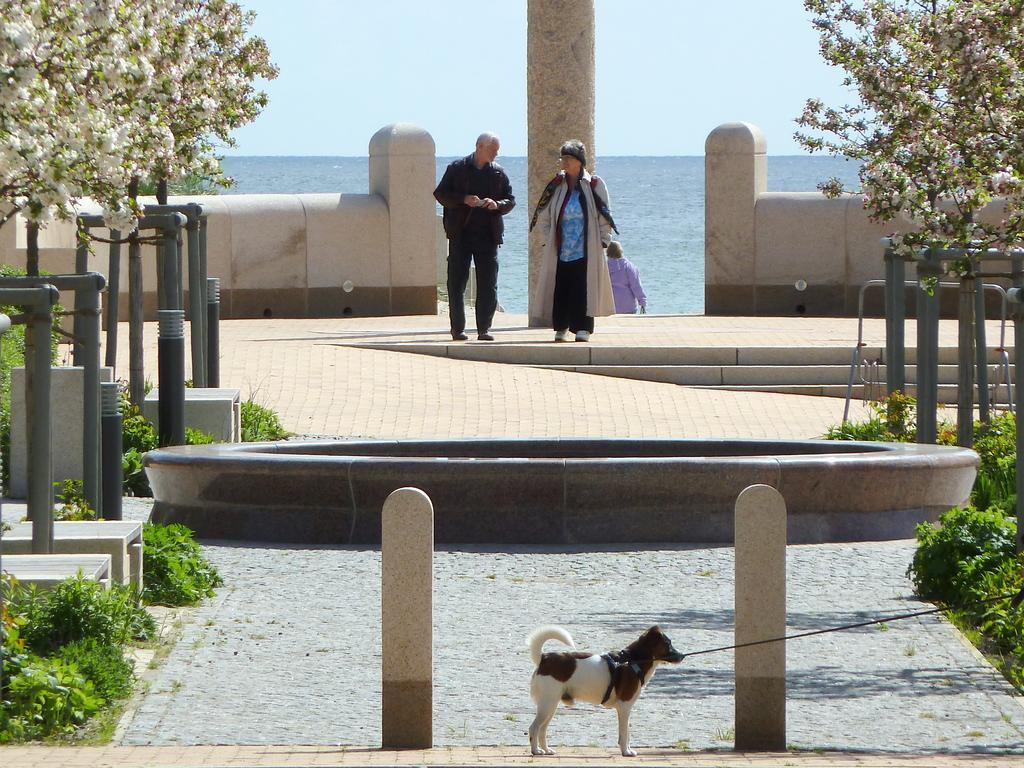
[220,155,861,314]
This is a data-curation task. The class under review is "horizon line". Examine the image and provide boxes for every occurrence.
[221,153,854,160]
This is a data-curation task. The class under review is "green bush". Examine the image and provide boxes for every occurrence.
[185,427,216,445]
[910,505,1018,603]
[8,578,154,656]
[1,574,144,743]
[53,479,97,521]
[143,522,223,606]
[240,398,289,442]
[55,639,134,702]
[909,505,1024,688]
[823,390,917,442]
[1,653,103,743]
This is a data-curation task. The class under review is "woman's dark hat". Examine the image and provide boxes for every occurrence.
[560,141,587,167]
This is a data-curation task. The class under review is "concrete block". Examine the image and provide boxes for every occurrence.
[143,387,241,443]
[305,193,390,290]
[10,366,113,498]
[224,195,307,290]
[381,486,433,749]
[734,484,786,751]
[755,193,846,285]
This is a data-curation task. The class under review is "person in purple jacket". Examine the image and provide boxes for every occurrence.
[606,240,647,314]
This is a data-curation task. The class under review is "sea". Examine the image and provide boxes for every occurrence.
[220,155,861,315]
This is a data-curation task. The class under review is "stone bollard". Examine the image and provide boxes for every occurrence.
[381,487,433,748]
[734,484,786,751]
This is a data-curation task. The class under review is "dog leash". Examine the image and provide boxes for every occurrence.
[677,586,1024,660]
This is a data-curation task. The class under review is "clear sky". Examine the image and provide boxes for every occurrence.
[228,0,851,157]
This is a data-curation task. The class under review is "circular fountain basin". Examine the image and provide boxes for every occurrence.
[144,438,977,545]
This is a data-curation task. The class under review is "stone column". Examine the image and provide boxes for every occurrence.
[734,483,786,751]
[704,122,767,315]
[381,487,434,748]
[527,0,595,326]
[369,124,438,315]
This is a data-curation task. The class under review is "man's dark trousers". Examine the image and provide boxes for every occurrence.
[448,230,498,337]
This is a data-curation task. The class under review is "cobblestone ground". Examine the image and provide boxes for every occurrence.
[117,500,1024,754]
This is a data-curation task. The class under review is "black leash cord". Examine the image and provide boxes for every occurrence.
[680,588,1023,660]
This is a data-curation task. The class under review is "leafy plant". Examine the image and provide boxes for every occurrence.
[825,391,917,442]
[910,505,1024,689]
[1,653,103,742]
[53,479,97,521]
[1,574,148,743]
[55,638,134,702]
[185,427,216,445]
[240,398,289,442]
[143,523,223,606]
[8,578,154,656]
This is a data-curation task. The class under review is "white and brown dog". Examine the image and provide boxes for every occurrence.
[527,625,685,757]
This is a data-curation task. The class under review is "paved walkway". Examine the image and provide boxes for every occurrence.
[4,313,1024,767]
[109,311,1009,440]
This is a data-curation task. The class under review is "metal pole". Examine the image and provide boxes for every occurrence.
[21,286,59,554]
[1013,256,1024,553]
[104,230,121,368]
[916,252,941,443]
[207,277,221,388]
[160,224,181,311]
[157,309,186,446]
[128,237,145,407]
[101,382,123,521]
[73,230,89,366]
[884,247,906,394]
[975,274,990,423]
[199,217,209,383]
[957,274,976,447]
[80,276,105,516]
[187,215,206,386]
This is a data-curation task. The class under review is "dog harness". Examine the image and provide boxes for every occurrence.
[600,652,648,705]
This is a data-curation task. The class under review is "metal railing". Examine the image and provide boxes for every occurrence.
[844,278,1014,423]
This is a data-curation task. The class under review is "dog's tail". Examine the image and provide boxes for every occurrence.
[528,625,576,666]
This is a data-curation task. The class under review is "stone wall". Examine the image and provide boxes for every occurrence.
[703,122,1011,318]
[0,124,439,320]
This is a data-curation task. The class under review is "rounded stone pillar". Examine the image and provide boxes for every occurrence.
[527,0,595,326]
[704,122,767,315]
[369,124,438,315]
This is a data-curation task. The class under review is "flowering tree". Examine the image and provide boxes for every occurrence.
[0,0,167,270]
[0,0,276,271]
[796,0,1024,264]
[147,0,277,201]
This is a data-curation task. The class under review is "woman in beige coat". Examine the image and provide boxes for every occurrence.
[529,140,617,342]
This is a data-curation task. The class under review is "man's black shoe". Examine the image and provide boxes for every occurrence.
[452,332,469,341]
[477,332,495,341]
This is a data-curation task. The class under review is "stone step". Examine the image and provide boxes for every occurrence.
[358,341,1015,368]
[710,383,1014,405]
[535,363,1016,388]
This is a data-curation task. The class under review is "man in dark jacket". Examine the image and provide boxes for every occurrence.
[433,132,515,341]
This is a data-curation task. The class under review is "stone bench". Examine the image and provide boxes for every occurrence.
[144,387,241,442]
[1,553,112,590]
[2,521,143,589]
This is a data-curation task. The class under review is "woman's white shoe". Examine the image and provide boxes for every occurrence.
[575,330,590,342]
[554,330,569,342]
